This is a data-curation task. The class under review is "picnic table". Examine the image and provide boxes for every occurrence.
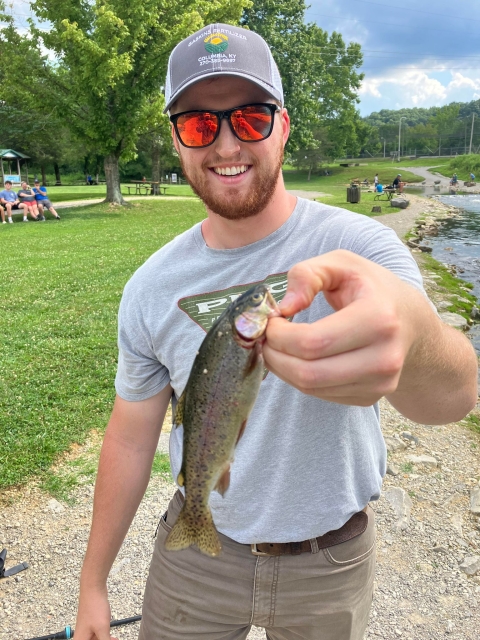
[374,188,396,201]
[127,181,168,196]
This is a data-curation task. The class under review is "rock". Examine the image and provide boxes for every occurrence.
[471,486,480,515]
[384,435,407,452]
[471,307,480,320]
[47,499,65,513]
[371,206,382,213]
[406,240,419,248]
[386,464,400,476]
[401,431,419,444]
[459,555,480,575]
[439,312,469,331]
[406,455,438,467]
[391,198,409,209]
[418,245,433,253]
[437,301,451,311]
[383,487,412,531]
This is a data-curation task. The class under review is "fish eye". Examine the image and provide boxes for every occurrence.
[251,293,263,303]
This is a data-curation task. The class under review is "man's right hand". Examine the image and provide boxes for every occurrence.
[74,584,118,640]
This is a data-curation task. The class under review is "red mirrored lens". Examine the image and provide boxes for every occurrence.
[231,106,273,141]
[176,112,219,147]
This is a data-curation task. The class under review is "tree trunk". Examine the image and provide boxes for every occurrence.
[151,139,161,195]
[53,162,62,185]
[104,154,127,205]
[41,164,47,186]
[307,165,312,181]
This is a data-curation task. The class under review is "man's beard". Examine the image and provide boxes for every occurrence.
[179,145,284,220]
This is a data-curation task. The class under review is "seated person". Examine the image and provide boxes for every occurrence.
[18,182,42,220]
[0,180,26,222]
[392,174,402,190]
[33,181,61,219]
[376,183,383,194]
[0,202,4,224]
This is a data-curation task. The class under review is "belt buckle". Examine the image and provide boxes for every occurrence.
[251,543,271,557]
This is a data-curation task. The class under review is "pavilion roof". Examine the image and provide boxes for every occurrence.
[0,149,31,160]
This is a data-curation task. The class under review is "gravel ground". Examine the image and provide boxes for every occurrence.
[1,200,480,640]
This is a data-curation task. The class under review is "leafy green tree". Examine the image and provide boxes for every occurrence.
[241,1,364,153]
[23,0,248,203]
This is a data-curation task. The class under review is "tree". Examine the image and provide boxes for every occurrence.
[241,1,364,153]
[23,0,249,204]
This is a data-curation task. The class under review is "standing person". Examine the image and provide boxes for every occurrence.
[470,172,475,181]
[33,181,61,219]
[0,180,27,222]
[75,24,477,640]
[374,173,379,191]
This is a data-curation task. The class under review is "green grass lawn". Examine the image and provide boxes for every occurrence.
[0,199,205,490]
[43,183,195,202]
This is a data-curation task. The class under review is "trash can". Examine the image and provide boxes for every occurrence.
[347,185,361,203]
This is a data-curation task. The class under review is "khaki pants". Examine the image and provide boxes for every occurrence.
[139,491,376,640]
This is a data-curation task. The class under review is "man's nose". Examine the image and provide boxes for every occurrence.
[214,118,241,157]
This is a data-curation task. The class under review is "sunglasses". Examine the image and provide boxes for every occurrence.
[170,103,281,149]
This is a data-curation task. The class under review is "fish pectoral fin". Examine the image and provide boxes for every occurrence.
[236,419,247,445]
[214,464,231,497]
[174,392,185,427]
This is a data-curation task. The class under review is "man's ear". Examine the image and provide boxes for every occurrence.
[281,108,290,147]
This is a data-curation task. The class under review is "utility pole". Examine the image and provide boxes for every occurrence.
[381,137,386,158]
[398,117,406,162]
[469,113,475,154]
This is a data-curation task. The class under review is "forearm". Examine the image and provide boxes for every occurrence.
[80,429,155,588]
[80,388,171,589]
[387,318,478,425]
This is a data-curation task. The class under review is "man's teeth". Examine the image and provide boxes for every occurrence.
[213,165,248,176]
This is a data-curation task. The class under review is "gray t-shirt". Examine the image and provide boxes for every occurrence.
[115,197,425,544]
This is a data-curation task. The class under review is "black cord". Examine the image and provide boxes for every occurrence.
[22,615,142,640]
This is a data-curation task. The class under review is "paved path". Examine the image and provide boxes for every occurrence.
[54,195,196,209]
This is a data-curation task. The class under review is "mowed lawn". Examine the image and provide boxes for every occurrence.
[41,183,195,202]
[0,199,205,489]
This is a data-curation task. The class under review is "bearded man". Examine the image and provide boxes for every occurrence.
[75,24,477,640]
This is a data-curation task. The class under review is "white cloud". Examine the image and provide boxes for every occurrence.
[360,68,447,105]
[360,65,480,111]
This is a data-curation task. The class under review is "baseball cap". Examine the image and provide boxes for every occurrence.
[164,23,283,113]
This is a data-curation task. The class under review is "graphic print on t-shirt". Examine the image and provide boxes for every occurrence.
[177,272,288,332]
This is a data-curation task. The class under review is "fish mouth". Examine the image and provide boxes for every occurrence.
[234,289,280,347]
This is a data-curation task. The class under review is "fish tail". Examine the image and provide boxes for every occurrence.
[164,505,222,557]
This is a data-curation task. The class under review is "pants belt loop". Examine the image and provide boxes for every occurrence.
[309,538,320,554]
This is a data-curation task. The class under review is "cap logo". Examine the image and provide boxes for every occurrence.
[204,33,228,54]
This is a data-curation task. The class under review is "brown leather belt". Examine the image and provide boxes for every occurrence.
[250,508,368,557]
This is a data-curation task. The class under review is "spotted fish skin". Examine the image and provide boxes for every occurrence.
[165,284,279,557]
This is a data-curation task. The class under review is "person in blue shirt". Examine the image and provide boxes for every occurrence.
[0,180,29,222]
[33,181,61,219]
[470,172,475,181]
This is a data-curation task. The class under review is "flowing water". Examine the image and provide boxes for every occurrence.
[418,194,480,354]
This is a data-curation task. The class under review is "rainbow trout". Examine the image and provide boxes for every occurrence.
[165,284,279,557]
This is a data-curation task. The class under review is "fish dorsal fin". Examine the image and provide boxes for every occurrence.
[174,392,185,428]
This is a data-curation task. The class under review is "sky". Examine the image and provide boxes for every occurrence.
[306,0,480,116]
[4,0,480,117]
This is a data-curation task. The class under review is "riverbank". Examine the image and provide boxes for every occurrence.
[1,195,480,640]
